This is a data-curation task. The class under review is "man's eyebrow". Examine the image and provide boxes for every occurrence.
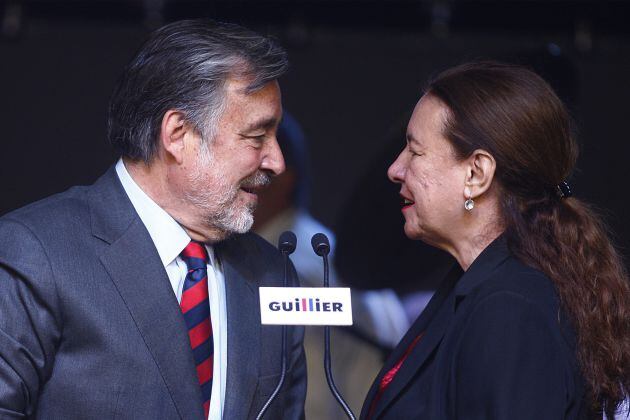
[242,117,278,132]
[406,132,418,145]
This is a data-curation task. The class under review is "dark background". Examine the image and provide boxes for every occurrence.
[2,0,629,267]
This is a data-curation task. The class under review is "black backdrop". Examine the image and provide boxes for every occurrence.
[2,1,629,274]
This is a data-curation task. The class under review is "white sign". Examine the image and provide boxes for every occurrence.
[259,287,353,326]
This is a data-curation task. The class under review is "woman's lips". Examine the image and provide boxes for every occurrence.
[400,195,415,211]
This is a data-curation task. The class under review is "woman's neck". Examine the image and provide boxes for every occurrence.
[449,228,503,270]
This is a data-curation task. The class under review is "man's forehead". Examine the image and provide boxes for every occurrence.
[219,80,282,133]
[242,116,280,132]
[224,77,279,96]
[224,79,280,107]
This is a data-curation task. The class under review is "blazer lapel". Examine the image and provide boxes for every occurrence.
[364,237,511,419]
[372,291,456,419]
[454,236,510,298]
[218,241,261,419]
[90,168,204,420]
[361,264,461,419]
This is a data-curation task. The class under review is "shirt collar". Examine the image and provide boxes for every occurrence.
[115,158,191,268]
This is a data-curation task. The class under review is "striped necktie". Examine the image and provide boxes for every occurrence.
[180,241,213,418]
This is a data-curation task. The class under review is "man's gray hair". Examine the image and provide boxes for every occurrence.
[107,19,288,162]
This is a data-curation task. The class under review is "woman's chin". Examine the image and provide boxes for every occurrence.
[403,224,424,241]
[404,225,445,251]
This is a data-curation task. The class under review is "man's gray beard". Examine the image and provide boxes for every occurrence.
[212,189,256,235]
[184,148,270,237]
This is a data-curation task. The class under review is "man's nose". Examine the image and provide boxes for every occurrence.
[261,137,286,176]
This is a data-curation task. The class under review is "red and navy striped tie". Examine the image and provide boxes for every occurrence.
[180,241,213,418]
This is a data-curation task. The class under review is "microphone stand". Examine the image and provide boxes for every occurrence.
[313,234,356,420]
[256,232,295,420]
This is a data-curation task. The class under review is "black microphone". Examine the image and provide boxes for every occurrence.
[279,231,297,255]
[310,233,356,420]
[311,232,330,257]
[256,231,297,420]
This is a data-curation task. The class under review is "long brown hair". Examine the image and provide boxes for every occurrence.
[427,61,630,416]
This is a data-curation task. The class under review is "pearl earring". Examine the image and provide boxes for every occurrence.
[464,183,474,211]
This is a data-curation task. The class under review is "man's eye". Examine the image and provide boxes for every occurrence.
[241,134,266,146]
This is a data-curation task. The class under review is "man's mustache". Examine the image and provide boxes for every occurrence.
[240,171,272,189]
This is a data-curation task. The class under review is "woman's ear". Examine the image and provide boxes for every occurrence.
[463,149,496,199]
[159,110,189,164]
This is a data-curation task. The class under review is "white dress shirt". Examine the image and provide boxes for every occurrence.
[115,159,227,420]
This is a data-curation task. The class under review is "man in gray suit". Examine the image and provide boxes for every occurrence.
[0,19,306,419]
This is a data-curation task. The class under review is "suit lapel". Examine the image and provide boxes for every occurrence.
[90,168,204,420]
[361,264,460,419]
[218,241,261,419]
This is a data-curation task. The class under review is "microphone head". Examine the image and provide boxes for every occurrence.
[311,233,330,257]
[278,231,297,255]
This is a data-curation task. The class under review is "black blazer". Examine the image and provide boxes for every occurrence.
[361,237,593,420]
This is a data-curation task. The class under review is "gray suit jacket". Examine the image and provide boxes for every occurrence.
[0,166,306,419]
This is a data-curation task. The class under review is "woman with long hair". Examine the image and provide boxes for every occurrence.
[361,61,630,419]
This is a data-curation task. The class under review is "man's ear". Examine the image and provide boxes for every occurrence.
[463,149,497,200]
[159,110,189,164]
